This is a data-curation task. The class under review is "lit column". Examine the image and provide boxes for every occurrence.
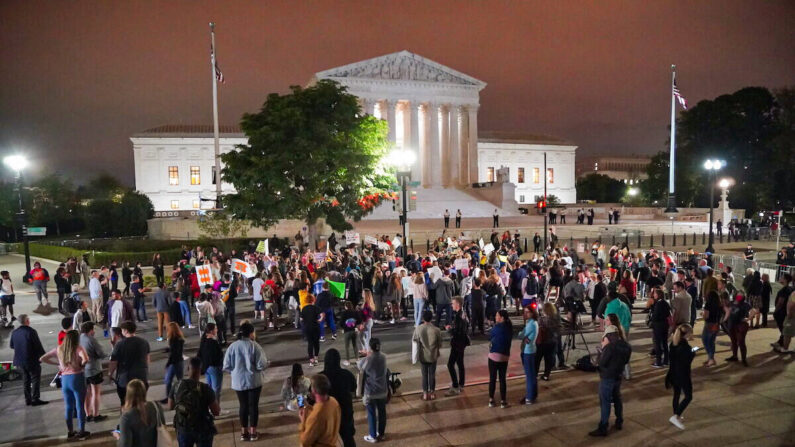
[440,105,450,187]
[409,101,421,182]
[459,109,470,185]
[362,98,376,116]
[385,99,396,144]
[429,103,441,186]
[449,105,460,186]
[467,105,479,183]
[421,104,431,187]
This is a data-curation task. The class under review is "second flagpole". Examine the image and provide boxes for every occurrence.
[210,22,222,209]
[665,64,678,213]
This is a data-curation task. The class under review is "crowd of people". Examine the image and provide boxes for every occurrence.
[4,234,795,445]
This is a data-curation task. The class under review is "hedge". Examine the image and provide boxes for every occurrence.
[10,243,183,267]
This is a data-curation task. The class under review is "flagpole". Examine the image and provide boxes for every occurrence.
[210,22,222,209]
[665,64,678,213]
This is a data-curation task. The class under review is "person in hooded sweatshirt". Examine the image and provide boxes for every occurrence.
[320,349,356,447]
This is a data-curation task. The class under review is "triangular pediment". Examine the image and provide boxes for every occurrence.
[315,50,486,88]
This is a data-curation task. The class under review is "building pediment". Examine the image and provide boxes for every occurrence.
[315,50,486,89]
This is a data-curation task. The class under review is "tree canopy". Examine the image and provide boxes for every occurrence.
[642,86,793,213]
[221,80,392,231]
[575,173,627,203]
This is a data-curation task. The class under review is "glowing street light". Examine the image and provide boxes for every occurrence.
[386,147,417,258]
[704,159,725,253]
[627,187,639,197]
[3,154,31,271]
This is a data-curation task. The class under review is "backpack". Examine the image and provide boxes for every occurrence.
[525,276,538,296]
[173,380,215,434]
[262,283,275,303]
[575,354,598,372]
[64,294,80,314]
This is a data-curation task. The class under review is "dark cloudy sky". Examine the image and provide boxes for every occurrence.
[1,0,793,186]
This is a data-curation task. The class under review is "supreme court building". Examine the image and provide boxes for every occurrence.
[132,51,577,217]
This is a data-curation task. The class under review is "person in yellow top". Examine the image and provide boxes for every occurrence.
[299,282,312,310]
[299,374,341,447]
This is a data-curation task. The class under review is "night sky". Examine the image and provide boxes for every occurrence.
[1,1,793,186]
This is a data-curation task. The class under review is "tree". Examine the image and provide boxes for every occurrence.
[222,80,392,234]
[197,211,249,239]
[84,190,153,237]
[646,86,792,213]
[29,173,81,235]
[575,173,627,203]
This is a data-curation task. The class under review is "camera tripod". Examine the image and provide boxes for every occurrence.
[561,311,592,363]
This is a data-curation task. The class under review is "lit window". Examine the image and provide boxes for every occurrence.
[190,166,201,185]
[168,166,179,186]
[192,200,200,209]
[518,168,525,184]
[487,167,495,182]
[170,200,179,209]
[533,168,540,184]
[547,168,554,184]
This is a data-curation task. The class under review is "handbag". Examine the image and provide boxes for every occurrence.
[411,340,419,365]
[153,401,175,447]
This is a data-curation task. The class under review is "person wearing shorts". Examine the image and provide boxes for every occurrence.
[80,322,107,422]
[1,271,16,327]
[251,273,265,320]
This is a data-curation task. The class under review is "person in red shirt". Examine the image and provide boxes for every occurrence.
[28,262,51,307]
[57,317,71,345]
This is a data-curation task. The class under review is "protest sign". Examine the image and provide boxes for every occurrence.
[344,231,360,245]
[313,252,327,264]
[255,240,269,255]
[483,243,495,255]
[364,235,378,245]
[196,265,214,286]
[454,258,469,271]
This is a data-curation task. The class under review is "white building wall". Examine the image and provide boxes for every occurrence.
[131,136,246,211]
[477,142,577,204]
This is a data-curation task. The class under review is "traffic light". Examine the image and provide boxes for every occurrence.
[536,199,547,213]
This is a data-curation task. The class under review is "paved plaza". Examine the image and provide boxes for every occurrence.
[0,246,793,446]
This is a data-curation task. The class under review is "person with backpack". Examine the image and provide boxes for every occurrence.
[168,357,220,447]
[71,298,92,330]
[161,323,185,404]
[535,302,560,381]
[358,337,389,443]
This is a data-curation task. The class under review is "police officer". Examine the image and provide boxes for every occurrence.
[744,244,755,261]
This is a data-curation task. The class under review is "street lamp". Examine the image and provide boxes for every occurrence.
[386,148,417,259]
[3,154,31,272]
[704,159,724,253]
[627,187,639,197]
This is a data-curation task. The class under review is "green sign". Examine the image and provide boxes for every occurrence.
[25,227,46,236]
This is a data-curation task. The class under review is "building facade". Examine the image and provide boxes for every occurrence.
[576,155,651,184]
[133,51,577,214]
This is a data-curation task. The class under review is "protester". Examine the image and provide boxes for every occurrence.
[772,273,793,351]
[339,301,361,366]
[535,302,560,381]
[488,309,512,409]
[302,293,324,366]
[726,294,751,366]
[298,374,342,447]
[358,337,388,443]
[281,363,311,411]
[666,324,695,430]
[518,304,538,405]
[358,289,376,356]
[152,283,172,341]
[445,296,469,396]
[9,314,48,406]
[701,290,722,367]
[40,329,90,440]
[109,321,151,405]
[588,325,632,437]
[198,322,224,401]
[649,287,671,368]
[161,322,185,404]
[411,272,428,326]
[0,270,17,327]
[113,379,165,447]
[413,310,442,401]
[223,321,268,441]
[79,321,107,423]
[321,349,357,447]
[168,357,220,447]
[28,261,51,308]
[316,281,337,341]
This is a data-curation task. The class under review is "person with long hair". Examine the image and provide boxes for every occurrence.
[536,302,561,381]
[223,321,267,441]
[161,322,184,404]
[385,273,403,324]
[518,304,538,405]
[40,329,90,440]
[281,363,311,411]
[666,324,695,430]
[488,309,513,408]
[302,293,325,366]
[199,322,224,401]
[726,294,751,366]
[113,379,165,446]
[701,290,722,367]
[79,322,107,423]
[359,289,375,356]
[411,272,428,327]
[649,287,671,368]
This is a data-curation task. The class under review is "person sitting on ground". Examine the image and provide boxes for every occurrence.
[281,363,312,411]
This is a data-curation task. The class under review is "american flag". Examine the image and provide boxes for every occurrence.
[673,82,687,109]
[215,60,225,84]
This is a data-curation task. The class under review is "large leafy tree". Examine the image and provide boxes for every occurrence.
[222,80,392,232]
[576,173,627,203]
[29,173,82,235]
[642,86,792,213]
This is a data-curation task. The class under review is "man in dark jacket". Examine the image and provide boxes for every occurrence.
[445,297,470,395]
[9,314,48,406]
[321,349,356,447]
[589,325,632,437]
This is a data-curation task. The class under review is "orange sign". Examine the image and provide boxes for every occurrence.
[196,265,214,287]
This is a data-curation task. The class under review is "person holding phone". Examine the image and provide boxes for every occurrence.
[666,324,696,430]
[298,374,341,447]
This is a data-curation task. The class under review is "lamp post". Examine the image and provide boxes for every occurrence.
[386,148,417,259]
[704,159,724,253]
[4,155,31,272]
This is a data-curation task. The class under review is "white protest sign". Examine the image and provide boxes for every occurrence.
[344,231,360,245]
[577,243,586,253]
[478,238,484,249]
[483,243,495,255]
[196,265,214,286]
[313,252,327,264]
[364,235,378,245]
[377,241,390,251]
[454,258,469,271]
[392,237,401,248]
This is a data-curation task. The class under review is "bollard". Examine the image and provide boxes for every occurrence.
[524,237,528,253]
[411,240,414,251]
[426,239,430,252]
[570,236,574,247]
[702,232,706,244]
[662,234,666,246]
[692,232,696,245]
[624,234,629,247]
[673,233,677,246]
[585,236,589,248]
[612,235,616,246]
[650,234,654,247]
[720,233,723,244]
[637,233,641,249]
